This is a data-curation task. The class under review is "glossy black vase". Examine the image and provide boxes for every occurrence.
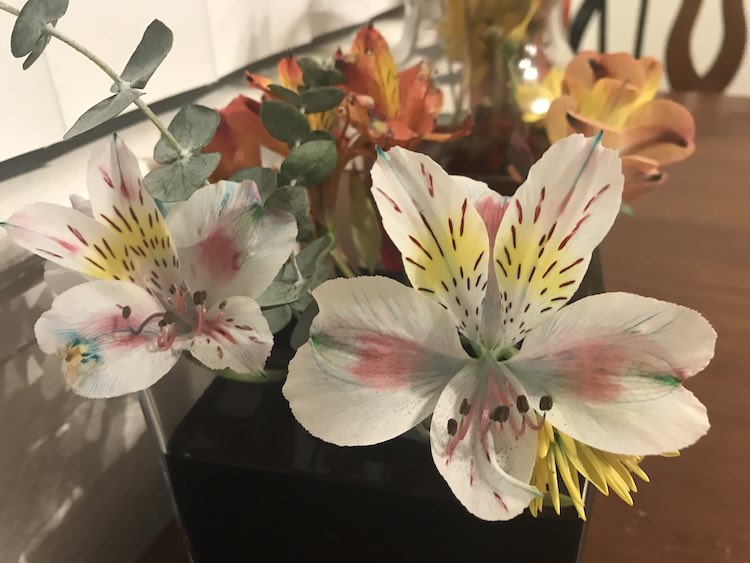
[142,251,603,563]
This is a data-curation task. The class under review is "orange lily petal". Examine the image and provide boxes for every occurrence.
[245,71,274,96]
[339,25,400,118]
[278,55,304,91]
[204,95,289,181]
[544,96,576,142]
[618,99,695,165]
[397,61,444,136]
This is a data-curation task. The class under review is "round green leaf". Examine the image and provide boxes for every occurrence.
[120,20,173,89]
[280,140,338,187]
[230,167,278,200]
[64,89,142,140]
[11,0,68,58]
[154,104,220,164]
[144,153,220,202]
[267,84,302,107]
[301,87,345,113]
[260,100,310,144]
[262,305,293,333]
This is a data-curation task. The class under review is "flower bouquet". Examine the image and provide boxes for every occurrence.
[1,1,716,561]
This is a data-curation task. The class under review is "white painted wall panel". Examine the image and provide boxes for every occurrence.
[0,0,400,161]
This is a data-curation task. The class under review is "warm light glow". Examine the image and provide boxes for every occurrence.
[530,97,550,115]
[523,67,539,81]
[519,57,532,69]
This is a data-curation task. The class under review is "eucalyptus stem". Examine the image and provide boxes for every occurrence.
[0,0,187,157]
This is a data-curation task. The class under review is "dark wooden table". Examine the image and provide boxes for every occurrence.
[582,93,750,563]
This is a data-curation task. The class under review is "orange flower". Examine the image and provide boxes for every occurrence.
[335,25,471,149]
[545,51,695,202]
[203,95,288,181]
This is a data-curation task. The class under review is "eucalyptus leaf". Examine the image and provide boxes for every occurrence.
[144,153,220,202]
[262,305,293,333]
[266,186,312,240]
[257,279,305,308]
[290,301,319,349]
[297,57,322,73]
[260,100,309,144]
[63,89,142,140]
[10,0,68,60]
[154,104,220,164]
[230,167,278,201]
[301,87,345,113]
[120,19,173,89]
[296,235,333,278]
[292,261,334,313]
[257,256,304,307]
[280,140,337,187]
[301,130,336,143]
[22,32,50,70]
[267,84,301,106]
[326,68,346,85]
[302,67,328,87]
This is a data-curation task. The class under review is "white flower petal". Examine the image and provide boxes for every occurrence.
[371,147,491,341]
[86,136,183,296]
[430,360,541,521]
[167,181,296,302]
[452,175,510,348]
[507,292,716,455]
[493,134,623,347]
[35,280,180,398]
[185,296,273,375]
[3,202,129,278]
[283,276,468,446]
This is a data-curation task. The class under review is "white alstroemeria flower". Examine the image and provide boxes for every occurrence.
[2,136,296,398]
[283,134,716,521]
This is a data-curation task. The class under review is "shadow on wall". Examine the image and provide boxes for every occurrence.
[0,269,171,563]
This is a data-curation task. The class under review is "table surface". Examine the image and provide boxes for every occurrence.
[582,93,750,563]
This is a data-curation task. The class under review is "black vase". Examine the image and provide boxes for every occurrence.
[141,250,603,563]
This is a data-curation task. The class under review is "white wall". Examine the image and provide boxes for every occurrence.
[0,0,400,161]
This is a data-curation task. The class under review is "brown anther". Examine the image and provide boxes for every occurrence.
[516,395,529,413]
[121,305,131,319]
[447,418,458,436]
[459,398,471,415]
[163,311,175,325]
[539,395,553,411]
[193,290,207,306]
[490,405,510,423]
[218,300,227,310]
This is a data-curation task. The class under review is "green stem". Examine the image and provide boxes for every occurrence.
[330,248,356,279]
[0,0,187,157]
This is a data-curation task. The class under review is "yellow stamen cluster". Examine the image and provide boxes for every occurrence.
[529,421,669,520]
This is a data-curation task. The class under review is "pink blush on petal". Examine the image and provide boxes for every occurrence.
[349,334,424,390]
[555,343,628,402]
[196,227,242,284]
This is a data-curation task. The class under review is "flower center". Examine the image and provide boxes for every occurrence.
[117,286,218,350]
[444,373,554,459]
